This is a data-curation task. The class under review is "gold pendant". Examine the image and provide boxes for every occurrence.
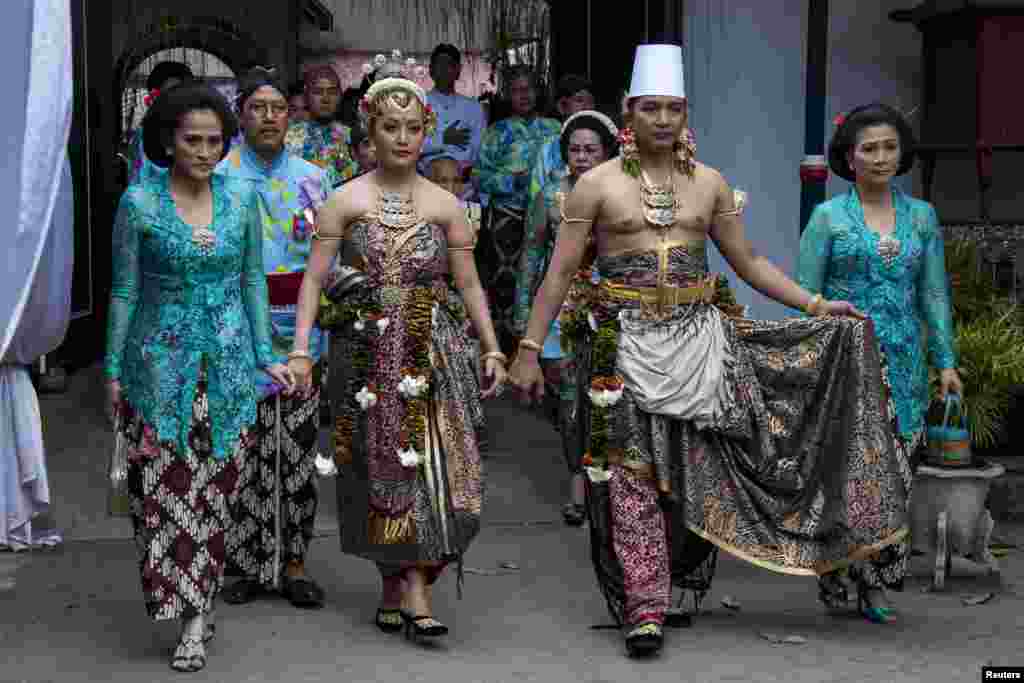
[377,191,421,232]
[192,225,216,253]
[877,235,901,267]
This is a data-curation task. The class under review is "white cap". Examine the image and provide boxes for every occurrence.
[628,44,686,100]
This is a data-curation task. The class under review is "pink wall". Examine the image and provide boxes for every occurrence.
[301,51,495,96]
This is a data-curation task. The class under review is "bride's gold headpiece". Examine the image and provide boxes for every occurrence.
[359,49,437,136]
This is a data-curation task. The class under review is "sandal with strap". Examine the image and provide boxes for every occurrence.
[400,610,449,641]
[170,635,206,673]
[562,502,586,527]
[625,622,663,658]
[282,576,326,609]
[375,608,404,634]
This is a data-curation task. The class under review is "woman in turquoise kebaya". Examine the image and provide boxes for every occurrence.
[797,102,962,624]
[104,83,291,673]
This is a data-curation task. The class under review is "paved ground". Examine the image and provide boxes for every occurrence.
[2,364,1023,682]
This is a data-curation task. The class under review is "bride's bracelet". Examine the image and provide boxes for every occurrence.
[804,293,825,316]
[287,350,313,362]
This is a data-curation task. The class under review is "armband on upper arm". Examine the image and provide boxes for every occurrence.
[713,189,748,218]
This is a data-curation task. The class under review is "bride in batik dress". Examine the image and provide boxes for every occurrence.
[510,44,909,658]
[799,102,961,622]
[289,62,507,641]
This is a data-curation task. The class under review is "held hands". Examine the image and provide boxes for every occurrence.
[820,299,866,319]
[508,351,546,405]
[265,362,297,396]
[939,368,963,400]
[480,355,509,400]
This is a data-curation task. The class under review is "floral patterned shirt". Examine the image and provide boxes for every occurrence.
[284,119,358,187]
[215,143,336,398]
[472,116,561,211]
[798,188,956,436]
[103,173,275,459]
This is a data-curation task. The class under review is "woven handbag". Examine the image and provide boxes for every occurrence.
[925,393,972,467]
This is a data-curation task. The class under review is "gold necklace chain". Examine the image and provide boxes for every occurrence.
[638,168,680,232]
[375,186,422,232]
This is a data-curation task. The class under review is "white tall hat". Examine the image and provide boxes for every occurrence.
[628,44,686,100]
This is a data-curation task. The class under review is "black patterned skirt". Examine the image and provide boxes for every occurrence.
[118,373,249,621]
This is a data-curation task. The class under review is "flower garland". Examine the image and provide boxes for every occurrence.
[396,288,434,467]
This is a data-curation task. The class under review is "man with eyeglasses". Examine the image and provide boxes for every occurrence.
[284,65,358,188]
[215,66,340,610]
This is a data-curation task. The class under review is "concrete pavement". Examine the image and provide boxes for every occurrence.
[1,364,1022,682]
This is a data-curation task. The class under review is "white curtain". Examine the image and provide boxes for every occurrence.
[684,0,807,320]
[0,0,73,548]
[1,0,74,363]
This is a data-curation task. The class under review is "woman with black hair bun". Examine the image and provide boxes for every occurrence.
[123,61,194,186]
[104,82,290,672]
[798,102,962,623]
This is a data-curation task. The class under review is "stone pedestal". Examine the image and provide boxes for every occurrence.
[910,461,1005,589]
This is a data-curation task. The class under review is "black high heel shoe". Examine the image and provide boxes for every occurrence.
[400,610,449,641]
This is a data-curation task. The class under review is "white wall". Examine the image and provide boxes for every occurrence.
[825,1,923,199]
[684,0,808,320]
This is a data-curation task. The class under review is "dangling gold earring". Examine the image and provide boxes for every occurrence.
[674,127,697,179]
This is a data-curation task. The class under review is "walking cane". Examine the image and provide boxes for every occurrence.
[272,392,283,592]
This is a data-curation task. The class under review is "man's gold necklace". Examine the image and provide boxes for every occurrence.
[638,167,680,233]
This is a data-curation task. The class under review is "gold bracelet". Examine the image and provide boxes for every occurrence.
[287,350,313,361]
[518,338,543,352]
[481,351,508,364]
[804,294,823,316]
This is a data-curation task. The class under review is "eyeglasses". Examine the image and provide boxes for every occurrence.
[247,102,289,118]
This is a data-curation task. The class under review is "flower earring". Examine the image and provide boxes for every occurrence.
[674,127,697,179]
[619,126,640,178]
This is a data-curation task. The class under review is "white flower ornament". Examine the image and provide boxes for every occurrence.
[315,452,338,477]
[588,386,624,408]
[355,386,378,411]
[398,447,421,468]
[397,374,429,399]
[376,318,390,334]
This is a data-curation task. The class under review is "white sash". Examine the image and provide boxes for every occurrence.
[615,307,733,429]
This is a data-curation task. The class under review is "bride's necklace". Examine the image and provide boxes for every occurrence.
[375,185,422,232]
[639,168,680,232]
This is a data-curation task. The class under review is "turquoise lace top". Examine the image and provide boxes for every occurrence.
[104,173,275,459]
[797,188,956,437]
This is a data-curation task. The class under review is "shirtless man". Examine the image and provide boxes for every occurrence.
[509,46,913,659]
